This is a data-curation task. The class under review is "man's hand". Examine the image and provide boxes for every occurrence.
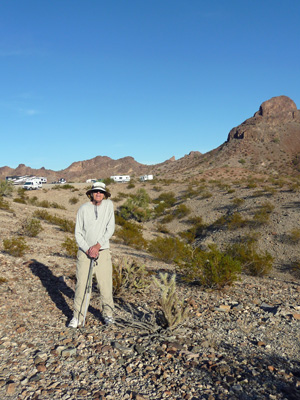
[87,243,101,259]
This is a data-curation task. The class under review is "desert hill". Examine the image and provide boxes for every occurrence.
[1,175,300,398]
[2,95,300,183]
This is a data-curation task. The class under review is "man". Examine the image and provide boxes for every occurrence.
[68,181,115,328]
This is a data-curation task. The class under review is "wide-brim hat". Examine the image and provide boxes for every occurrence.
[86,182,111,197]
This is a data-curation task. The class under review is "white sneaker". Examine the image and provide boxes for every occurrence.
[68,317,81,328]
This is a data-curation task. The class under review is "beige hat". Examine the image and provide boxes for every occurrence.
[86,182,111,198]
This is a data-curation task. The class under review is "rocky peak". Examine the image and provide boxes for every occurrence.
[227,95,300,143]
[254,95,297,118]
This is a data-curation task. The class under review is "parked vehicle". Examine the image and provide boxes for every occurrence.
[23,180,41,190]
[110,175,130,183]
[140,174,153,182]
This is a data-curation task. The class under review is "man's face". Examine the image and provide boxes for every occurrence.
[92,190,105,205]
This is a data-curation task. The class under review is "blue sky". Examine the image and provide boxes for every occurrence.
[1,0,300,171]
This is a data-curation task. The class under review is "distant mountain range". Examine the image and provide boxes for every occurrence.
[1,95,300,182]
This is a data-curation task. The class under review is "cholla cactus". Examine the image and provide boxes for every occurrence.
[153,272,189,330]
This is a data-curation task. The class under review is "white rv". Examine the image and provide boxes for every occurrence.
[140,174,153,182]
[23,179,42,190]
[110,175,130,183]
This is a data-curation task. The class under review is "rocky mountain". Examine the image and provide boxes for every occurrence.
[1,95,300,182]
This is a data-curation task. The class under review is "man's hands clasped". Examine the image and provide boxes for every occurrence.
[87,243,101,259]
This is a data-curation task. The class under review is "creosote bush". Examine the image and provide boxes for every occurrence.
[0,180,14,197]
[153,273,189,330]
[173,204,191,219]
[114,216,147,250]
[0,196,12,211]
[33,209,75,233]
[148,236,189,263]
[226,237,273,276]
[22,217,43,237]
[69,196,79,205]
[177,244,241,289]
[288,228,300,244]
[3,236,29,257]
[112,258,151,296]
[61,236,78,258]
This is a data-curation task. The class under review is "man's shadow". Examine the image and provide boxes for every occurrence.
[28,259,102,325]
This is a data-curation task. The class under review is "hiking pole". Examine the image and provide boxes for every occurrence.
[82,257,96,327]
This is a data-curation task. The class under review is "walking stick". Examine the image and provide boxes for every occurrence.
[82,257,96,327]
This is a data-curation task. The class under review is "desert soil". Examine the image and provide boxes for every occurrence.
[0,179,300,400]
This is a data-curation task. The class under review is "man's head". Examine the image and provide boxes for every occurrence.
[86,182,111,202]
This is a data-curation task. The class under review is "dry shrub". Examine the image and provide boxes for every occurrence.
[61,236,78,258]
[33,209,75,233]
[3,236,29,257]
[69,197,79,205]
[288,228,300,244]
[22,217,43,237]
[113,258,151,296]
[0,196,12,211]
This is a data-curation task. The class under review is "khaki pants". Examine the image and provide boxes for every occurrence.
[73,249,114,323]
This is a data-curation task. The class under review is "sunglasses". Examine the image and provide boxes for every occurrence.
[93,190,105,194]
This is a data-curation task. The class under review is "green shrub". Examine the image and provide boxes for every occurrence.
[0,180,14,197]
[178,216,206,243]
[173,204,191,219]
[153,273,189,330]
[127,182,135,189]
[181,185,199,199]
[3,236,29,257]
[33,210,75,233]
[102,178,114,185]
[148,236,189,263]
[114,219,147,250]
[288,228,300,244]
[226,239,273,276]
[251,203,274,227]
[232,197,245,207]
[53,184,74,190]
[0,277,8,285]
[154,192,176,208]
[160,213,176,224]
[61,236,78,258]
[0,196,12,211]
[112,258,151,296]
[69,197,79,205]
[213,212,248,230]
[13,198,27,204]
[177,245,241,289]
[118,188,152,222]
[156,223,170,234]
[200,191,213,199]
[22,217,43,237]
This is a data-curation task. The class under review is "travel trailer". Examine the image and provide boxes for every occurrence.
[110,175,130,183]
[140,174,154,182]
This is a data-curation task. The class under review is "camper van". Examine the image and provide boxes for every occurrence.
[23,179,42,190]
[110,175,130,183]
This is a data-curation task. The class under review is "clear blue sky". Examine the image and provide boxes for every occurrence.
[1,0,300,171]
